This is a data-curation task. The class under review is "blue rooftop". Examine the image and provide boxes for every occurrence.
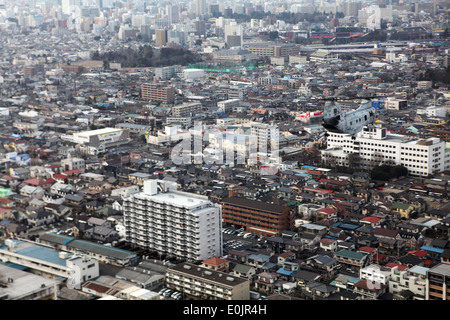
[421,246,444,254]
[276,267,298,276]
[1,240,67,266]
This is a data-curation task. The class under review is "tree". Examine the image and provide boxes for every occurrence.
[370,164,408,181]
[269,31,279,40]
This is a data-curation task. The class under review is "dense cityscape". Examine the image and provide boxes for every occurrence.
[0,0,449,308]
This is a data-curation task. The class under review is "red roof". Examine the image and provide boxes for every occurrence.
[317,208,337,214]
[373,253,388,262]
[62,169,83,175]
[53,173,68,179]
[359,246,377,253]
[360,216,381,224]
[385,263,409,271]
[1,176,17,181]
[23,178,48,186]
[407,250,428,258]
[424,259,432,266]
[202,257,229,266]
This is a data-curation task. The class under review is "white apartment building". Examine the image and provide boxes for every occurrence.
[250,122,280,153]
[360,264,391,286]
[389,265,428,300]
[61,154,85,172]
[217,99,241,114]
[322,125,450,176]
[384,98,408,111]
[123,180,222,262]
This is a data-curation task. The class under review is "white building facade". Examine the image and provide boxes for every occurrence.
[123,180,222,262]
[322,125,450,177]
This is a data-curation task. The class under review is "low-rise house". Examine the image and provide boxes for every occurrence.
[201,256,230,273]
[330,273,362,293]
[306,254,339,274]
[254,272,279,293]
[304,281,337,300]
[0,221,28,238]
[20,185,44,199]
[392,202,414,219]
[320,238,339,252]
[232,264,257,280]
[227,249,252,265]
[294,269,321,288]
[246,253,275,271]
[27,210,56,227]
[353,279,387,300]
[334,249,370,269]
[276,261,300,281]
[298,232,322,251]
[267,235,303,252]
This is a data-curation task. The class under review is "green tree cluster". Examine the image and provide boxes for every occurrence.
[370,164,408,181]
[91,45,201,68]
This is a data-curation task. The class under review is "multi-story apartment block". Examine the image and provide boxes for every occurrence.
[171,102,202,117]
[217,99,241,114]
[123,180,222,262]
[426,262,450,300]
[359,264,391,285]
[141,83,175,103]
[221,197,296,237]
[154,66,180,81]
[250,122,280,155]
[384,98,408,111]
[61,155,85,172]
[322,125,450,176]
[165,262,250,300]
[246,43,300,59]
[389,265,428,300]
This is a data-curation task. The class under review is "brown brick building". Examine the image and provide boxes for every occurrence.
[221,197,296,237]
[141,83,175,103]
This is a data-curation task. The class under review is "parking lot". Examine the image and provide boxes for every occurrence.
[222,228,268,252]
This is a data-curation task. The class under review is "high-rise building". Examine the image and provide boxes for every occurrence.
[343,0,362,17]
[155,29,168,47]
[225,24,243,48]
[194,0,207,16]
[62,0,81,15]
[123,180,223,262]
[250,122,280,155]
[194,20,206,36]
[208,3,220,16]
